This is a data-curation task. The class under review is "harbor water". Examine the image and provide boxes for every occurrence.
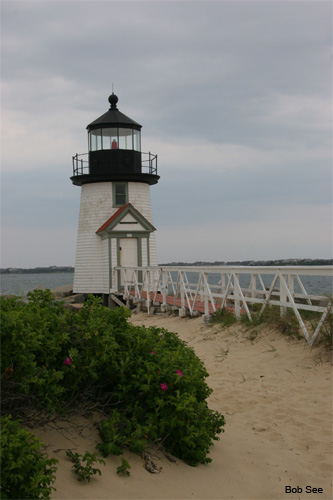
[1,270,332,298]
[0,272,75,296]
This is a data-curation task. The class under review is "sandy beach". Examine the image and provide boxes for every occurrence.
[33,311,332,500]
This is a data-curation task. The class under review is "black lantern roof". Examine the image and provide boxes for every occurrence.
[87,93,142,130]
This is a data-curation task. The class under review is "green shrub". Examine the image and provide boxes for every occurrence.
[1,291,225,468]
[66,450,105,482]
[0,416,58,500]
[97,325,225,465]
[0,291,71,412]
[117,457,131,476]
[0,293,120,415]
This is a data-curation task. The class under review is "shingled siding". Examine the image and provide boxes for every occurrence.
[73,181,157,294]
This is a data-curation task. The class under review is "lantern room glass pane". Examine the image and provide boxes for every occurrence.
[133,130,141,152]
[119,128,133,150]
[90,130,97,151]
[102,128,118,149]
[89,129,102,151]
[96,133,102,150]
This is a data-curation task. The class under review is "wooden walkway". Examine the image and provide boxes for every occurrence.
[128,290,220,315]
[117,265,332,344]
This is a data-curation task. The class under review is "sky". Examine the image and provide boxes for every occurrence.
[1,0,332,267]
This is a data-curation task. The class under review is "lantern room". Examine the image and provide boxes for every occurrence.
[71,93,159,186]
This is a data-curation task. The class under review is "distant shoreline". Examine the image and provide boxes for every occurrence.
[0,267,74,275]
[1,259,332,274]
[159,258,333,266]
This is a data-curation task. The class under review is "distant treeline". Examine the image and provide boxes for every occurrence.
[159,259,333,267]
[1,266,74,274]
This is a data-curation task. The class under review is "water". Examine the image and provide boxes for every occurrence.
[0,273,74,296]
[1,270,332,298]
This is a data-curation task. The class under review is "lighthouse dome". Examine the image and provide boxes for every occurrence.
[87,93,142,130]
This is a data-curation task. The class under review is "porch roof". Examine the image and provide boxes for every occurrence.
[96,203,156,234]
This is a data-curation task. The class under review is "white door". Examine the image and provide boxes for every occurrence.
[119,238,138,285]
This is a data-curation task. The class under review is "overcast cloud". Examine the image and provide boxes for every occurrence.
[1,0,332,267]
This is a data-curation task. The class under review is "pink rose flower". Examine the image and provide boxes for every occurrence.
[160,383,168,391]
[63,357,72,366]
[176,369,184,377]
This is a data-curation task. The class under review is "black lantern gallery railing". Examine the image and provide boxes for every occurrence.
[72,153,89,176]
[72,152,158,177]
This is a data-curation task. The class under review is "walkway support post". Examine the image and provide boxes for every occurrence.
[280,273,287,317]
[161,270,168,311]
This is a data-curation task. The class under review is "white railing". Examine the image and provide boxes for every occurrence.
[113,266,332,346]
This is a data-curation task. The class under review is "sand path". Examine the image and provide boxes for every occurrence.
[34,311,332,500]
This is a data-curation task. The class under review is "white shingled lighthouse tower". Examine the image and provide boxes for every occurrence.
[71,92,159,302]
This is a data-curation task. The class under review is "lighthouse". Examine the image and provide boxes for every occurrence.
[71,93,159,302]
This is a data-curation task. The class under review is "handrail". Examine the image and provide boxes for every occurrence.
[72,151,157,176]
[113,265,332,345]
[72,153,89,176]
[141,152,157,175]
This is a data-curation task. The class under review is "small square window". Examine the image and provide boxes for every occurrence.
[113,183,128,207]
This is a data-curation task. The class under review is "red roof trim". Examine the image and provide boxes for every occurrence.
[96,203,130,233]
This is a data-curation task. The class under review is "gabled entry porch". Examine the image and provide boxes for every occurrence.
[96,203,156,291]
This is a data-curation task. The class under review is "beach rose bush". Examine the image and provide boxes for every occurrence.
[96,323,225,465]
[0,416,58,500]
[0,292,118,413]
[0,291,225,469]
[0,291,71,412]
